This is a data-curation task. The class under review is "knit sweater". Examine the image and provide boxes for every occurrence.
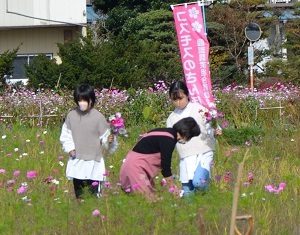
[64,108,109,161]
[166,102,216,159]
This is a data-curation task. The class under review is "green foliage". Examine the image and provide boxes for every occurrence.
[57,37,106,89]
[26,54,60,89]
[264,56,300,86]
[215,91,261,128]
[122,10,175,45]
[123,87,172,128]
[221,126,265,145]
[0,48,19,84]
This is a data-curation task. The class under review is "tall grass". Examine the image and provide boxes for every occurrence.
[0,83,300,234]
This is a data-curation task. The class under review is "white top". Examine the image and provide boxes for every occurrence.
[166,102,216,183]
[167,102,216,158]
[60,124,118,181]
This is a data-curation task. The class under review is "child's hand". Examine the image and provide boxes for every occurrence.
[172,185,182,198]
[214,128,222,136]
[69,150,76,159]
[165,176,181,198]
[108,134,114,143]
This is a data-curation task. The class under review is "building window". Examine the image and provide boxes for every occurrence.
[64,30,73,42]
[11,54,52,80]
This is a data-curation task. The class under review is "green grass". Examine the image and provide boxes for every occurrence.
[0,122,299,235]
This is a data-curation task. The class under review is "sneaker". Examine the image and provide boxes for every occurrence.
[77,198,84,202]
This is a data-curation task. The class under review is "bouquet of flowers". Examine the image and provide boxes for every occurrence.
[204,108,224,128]
[108,112,127,137]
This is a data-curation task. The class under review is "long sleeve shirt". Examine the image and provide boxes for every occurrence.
[132,128,177,177]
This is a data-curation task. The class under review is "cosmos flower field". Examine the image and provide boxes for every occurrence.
[0,82,299,234]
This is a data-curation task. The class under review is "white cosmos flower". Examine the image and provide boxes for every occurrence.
[2,135,6,139]
[26,139,31,142]
[51,179,59,185]
[59,161,64,166]
[14,148,19,152]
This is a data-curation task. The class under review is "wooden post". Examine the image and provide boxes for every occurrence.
[235,215,253,235]
[229,149,249,235]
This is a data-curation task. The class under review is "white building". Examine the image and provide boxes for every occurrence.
[0,0,87,83]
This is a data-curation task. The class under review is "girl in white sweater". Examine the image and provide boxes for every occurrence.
[166,81,222,196]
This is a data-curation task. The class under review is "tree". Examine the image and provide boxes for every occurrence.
[26,54,60,89]
[0,48,19,85]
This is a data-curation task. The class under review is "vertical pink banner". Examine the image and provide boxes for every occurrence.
[172,2,215,108]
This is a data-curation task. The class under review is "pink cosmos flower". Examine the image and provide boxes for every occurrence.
[245,141,250,147]
[0,169,6,173]
[6,153,12,157]
[50,186,56,190]
[160,179,166,187]
[224,176,230,181]
[53,169,59,174]
[265,182,286,194]
[221,121,228,128]
[7,179,15,184]
[103,170,110,176]
[248,173,254,183]
[58,156,64,159]
[226,151,231,157]
[168,187,175,193]
[279,182,286,190]
[125,188,131,193]
[92,209,100,216]
[18,186,28,194]
[26,171,38,179]
[92,181,99,186]
[13,170,21,176]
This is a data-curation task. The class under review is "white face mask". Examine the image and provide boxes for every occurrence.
[78,101,89,111]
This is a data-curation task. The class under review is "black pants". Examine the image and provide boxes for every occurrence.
[73,178,99,198]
